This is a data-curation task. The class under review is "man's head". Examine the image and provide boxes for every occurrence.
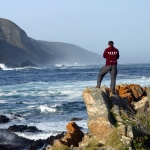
[108,41,114,47]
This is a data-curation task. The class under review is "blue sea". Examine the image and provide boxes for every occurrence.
[0,63,150,140]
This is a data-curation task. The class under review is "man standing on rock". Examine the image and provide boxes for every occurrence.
[96,41,119,94]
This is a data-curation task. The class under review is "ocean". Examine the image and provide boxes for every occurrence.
[0,63,150,140]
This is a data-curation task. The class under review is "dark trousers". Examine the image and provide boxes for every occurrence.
[97,65,117,92]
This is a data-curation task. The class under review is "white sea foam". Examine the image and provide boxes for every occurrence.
[0,63,14,70]
[55,63,64,67]
[39,104,57,113]
[55,62,79,68]
[0,63,42,71]
[15,66,42,70]
[27,104,57,114]
[15,131,57,140]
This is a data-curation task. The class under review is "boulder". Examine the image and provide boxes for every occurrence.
[116,84,146,103]
[7,125,40,132]
[132,96,148,110]
[82,87,113,144]
[0,115,9,123]
[52,121,84,148]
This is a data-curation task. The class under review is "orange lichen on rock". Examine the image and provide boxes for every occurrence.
[116,84,130,95]
[116,84,146,101]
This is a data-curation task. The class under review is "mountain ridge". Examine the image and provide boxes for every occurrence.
[0,18,104,67]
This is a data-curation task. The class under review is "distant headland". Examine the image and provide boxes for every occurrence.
[0,18,104,68]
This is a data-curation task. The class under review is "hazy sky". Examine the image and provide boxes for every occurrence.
[1,0,150,63]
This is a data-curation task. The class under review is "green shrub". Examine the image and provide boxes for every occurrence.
[121,108,150,135]
[105,129,129,150]
[134,110,150,135]
[132,135,150,150]
[85,138,103,150]
[120,107,150,149]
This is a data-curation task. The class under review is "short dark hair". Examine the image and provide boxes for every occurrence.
[108,41,114,46]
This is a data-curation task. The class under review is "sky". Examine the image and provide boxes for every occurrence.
[0,0,150,64]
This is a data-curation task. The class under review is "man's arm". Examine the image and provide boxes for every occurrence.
[117,50,119,59]
[103,49,107,58]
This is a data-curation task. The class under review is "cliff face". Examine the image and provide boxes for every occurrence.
[0,18,103,67]
[0,18,53,67]
[0,18,33,50]
[82,84,150,149]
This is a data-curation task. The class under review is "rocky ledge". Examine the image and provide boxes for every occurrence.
[81,84,150,150]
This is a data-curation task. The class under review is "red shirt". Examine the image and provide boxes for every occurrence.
[103,46,119,65]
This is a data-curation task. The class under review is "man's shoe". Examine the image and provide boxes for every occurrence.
[96,86,100,88]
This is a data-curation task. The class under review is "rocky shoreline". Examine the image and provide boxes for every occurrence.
[0,116,64,150]
[1,83,150,150]
[0,114,85,150]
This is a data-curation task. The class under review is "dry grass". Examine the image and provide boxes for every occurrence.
[51,144,70,150]
[122,108,150,135]
[105,129,129,150]
[133,109,150,134]
[84,136,103,150]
